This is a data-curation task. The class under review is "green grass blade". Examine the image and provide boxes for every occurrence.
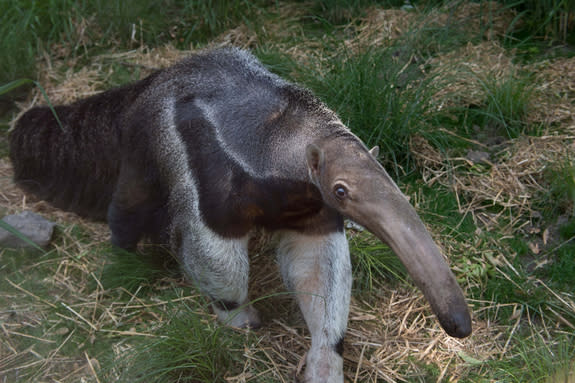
[0,219,47,253]
[0,79,36,95]
[1,79,64,132]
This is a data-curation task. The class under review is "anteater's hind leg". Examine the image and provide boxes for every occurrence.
[277,230,352,383]
[108,202,155,251]
[107,161,163,251]
[177,222,260,329]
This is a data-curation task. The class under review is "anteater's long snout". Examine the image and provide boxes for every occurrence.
[356,190,472,338]
[305,140,471,337]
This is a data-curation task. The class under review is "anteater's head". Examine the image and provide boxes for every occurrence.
[306,136,472,339]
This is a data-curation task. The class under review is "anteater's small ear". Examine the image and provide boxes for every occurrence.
[369,145,380,159]
[306,143,324,176]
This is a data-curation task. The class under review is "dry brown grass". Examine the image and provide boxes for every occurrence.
[411,134,575,231]
[530,56,575,128]
[428,41,515,110]
[411,37,575,235]
[352,8,417,48]
[349,1,516,51]
[427,41,575,132]
[427,1,517,41]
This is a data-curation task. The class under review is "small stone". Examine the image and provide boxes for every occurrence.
[54,327,70,335]
[466,150,491,164]
[0,211,56,249]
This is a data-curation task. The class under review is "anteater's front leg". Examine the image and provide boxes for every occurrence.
[176,221,261,329]
[277,230,352,383]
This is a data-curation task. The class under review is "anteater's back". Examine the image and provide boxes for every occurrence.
[10,73,159,220]
[9,48,321,221]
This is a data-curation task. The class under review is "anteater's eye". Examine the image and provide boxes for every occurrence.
[333,184,348,199]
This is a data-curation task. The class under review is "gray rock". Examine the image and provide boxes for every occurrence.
[466,150,491,164]
[0,211,56,249]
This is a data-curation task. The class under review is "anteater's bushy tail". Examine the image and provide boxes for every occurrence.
[9,71,161,220]
[10,102,122,220]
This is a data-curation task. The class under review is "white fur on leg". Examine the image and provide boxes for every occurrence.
[178,224,251,304]
[305,347,344,383]
[173,215,261,328]
[277,230,352,383]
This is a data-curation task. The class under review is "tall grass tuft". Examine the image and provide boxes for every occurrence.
[174,0,264,46]
[469,72,534,139]
[502,0,574,44]
[100,247,177,292]
[301,46,437,177]
[0,0,265,85]
[83,0,174,46]
[309,0,404,25]
[106,301,241,382]
[350,232,406,292]
[0,1,51,84]
[542,158,575,218]
[485,333,575,382]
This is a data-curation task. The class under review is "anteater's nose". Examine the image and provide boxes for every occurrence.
[440,309,472,338]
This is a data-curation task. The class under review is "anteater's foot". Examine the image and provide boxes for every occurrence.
[212,302,261,329]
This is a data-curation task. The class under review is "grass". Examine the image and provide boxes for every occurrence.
[502,0,575,45]
[309,0,405,25]
[349,231,407,292]
[0,246,100,381]
[1,0,575,382]
[102,300,242,383]
[479,332,575,382]
[100,248,173,292]
[299,45,438,176]
[173,0,267,46]
[470,71,535,139]
[0,0,268,86]
[540,158,575,219]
